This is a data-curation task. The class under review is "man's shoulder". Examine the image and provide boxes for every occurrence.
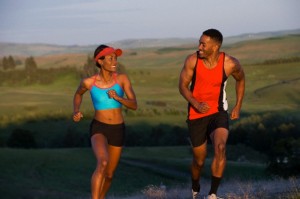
[224,53,239,66]
[186,51,198,63]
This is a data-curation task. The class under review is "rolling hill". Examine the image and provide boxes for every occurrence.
[0,28,299,57]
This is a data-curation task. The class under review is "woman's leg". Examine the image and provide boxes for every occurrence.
[99,145,123,198]
[91,134,109,199]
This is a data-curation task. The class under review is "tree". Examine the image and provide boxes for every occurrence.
[25,56,37,73]
[24,56,38,84]
[82,55,98,78]
[2,56,17,70]
[2,56,9,70]
[7,56,16,70]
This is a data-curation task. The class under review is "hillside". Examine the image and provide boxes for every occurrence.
[0,31,299,125]
[0,29,299,57]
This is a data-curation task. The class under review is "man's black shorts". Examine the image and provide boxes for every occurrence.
[186,111,229,147]
[89,119,125,147]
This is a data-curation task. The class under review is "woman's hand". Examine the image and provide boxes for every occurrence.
[107,89,120,100]
[73,111,83,122]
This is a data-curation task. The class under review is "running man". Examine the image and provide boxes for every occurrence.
[179,29,245,199]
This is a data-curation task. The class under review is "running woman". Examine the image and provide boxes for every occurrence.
[179,29,245,199]
[73,45,137,199]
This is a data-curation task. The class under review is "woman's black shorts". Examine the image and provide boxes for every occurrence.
[89,119,125,147]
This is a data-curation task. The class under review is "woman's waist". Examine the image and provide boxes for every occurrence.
[94,109,124,124]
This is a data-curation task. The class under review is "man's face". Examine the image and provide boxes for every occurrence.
[198,35,218,58]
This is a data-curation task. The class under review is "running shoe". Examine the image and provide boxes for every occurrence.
[192,189,200,199]
[206,193,223,199]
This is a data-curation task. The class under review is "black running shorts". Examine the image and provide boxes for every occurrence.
[89,119,125,147]
[187,111,229,147]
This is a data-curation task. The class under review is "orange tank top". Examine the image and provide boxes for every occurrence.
[188,52,228,120]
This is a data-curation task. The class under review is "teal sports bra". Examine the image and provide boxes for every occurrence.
[89,73,124,111]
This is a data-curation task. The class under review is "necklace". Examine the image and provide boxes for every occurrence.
[98,74,113,84]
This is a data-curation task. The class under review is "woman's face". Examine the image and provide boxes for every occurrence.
[100,53,118,72]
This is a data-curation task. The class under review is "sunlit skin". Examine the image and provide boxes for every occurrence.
[179,33,245,192]
[73,52,137,199]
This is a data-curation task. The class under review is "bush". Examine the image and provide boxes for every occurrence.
[62,126,90,148]
[7,128,37,148]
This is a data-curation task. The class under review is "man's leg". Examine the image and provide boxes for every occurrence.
[209,127,228,195]
[191,141,207,193]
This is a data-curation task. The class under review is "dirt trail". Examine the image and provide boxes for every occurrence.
[110,159,300,199]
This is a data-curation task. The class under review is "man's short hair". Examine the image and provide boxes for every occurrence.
[203,29,223,45]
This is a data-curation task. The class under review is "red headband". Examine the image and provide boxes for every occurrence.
[94,47,122,62]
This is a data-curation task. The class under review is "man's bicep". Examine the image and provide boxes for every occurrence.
[232,63,245,81]
[179,65,193,87]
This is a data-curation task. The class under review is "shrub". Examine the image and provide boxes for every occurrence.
[7,128,37,148]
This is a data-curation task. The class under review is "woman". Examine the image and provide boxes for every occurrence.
[73,45,137,199]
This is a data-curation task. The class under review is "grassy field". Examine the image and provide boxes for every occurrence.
[1,146,298,198]
[1,35,300,122]
[0,145,270,199]
[0,35,300,198]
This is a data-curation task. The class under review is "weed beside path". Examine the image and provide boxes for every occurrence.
[108,177,300,199]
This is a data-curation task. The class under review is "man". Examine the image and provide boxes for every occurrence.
[179,29,245,199]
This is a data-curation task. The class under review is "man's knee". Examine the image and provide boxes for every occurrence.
[215,143,226,159]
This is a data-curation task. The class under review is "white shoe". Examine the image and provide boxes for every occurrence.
[192,189,199,199]
[207,194,223,199]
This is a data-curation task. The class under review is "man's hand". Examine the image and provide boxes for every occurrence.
[230,106,240,120]
[195,102,210,113]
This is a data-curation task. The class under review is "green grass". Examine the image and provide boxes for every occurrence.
[0,148,93,199]
[0,145,268,199]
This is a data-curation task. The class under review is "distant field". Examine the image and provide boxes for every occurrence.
[1,35,300,127]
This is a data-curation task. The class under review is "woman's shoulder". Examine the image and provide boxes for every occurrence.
[115,73,131,86]
[81,74,97,88]
[116,72,129,80]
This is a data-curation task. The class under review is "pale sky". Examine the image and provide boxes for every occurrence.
[0,0,299,45]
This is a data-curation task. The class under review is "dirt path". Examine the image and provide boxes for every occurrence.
[110,159,300,199]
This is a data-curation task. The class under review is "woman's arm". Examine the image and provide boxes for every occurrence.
[73,80,89,122]
[109,74,137,110]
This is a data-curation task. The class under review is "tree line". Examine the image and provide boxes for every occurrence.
[2,111,299,177]
[0,55,127,86]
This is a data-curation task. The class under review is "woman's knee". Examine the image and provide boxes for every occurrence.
[193,158,205,168]
[95,159,109,172]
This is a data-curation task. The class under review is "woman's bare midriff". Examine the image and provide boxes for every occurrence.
[94,108,124,124]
